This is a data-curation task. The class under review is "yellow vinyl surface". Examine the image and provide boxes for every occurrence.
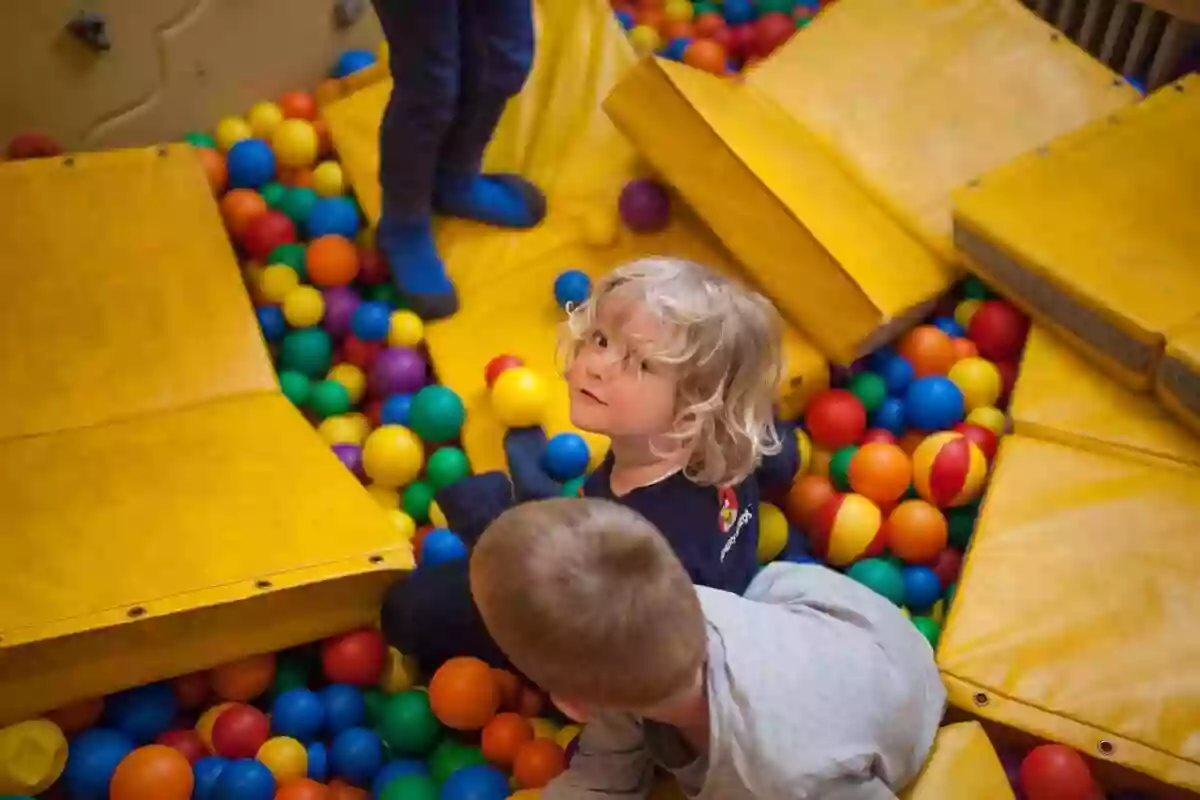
[0,148,408,725]
[324,0,828,473]
[901,722,1014,800]
[1011,327,1200,469]
[939,435,1200,791]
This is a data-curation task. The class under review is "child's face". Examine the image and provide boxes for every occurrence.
[565,297,678,439]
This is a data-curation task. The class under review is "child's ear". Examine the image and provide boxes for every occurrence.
[551,694,591,723]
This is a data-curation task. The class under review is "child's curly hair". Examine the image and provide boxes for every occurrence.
[561,257,784,486]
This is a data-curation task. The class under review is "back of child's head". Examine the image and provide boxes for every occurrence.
[470,497,707,709]
[562,257,783,486]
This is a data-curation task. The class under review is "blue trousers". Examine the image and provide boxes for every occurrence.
[372,0,535,222]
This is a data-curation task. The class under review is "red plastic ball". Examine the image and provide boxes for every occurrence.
[7,132,63,159]
[485,355,524,388]
[322,628,387,685]
[861,428,897,445]
[156,729,207,765]
[343,335,385,372]
[968,301,1030,362]
[693,12,725,38]
[726,24,756,59]
[804,389,867,449]
[930,548,962,587]
[952,422,998,461]
[752,12,795,57]
[240,210,297,261]
[995,358,1020,406]
[1019,744,1095,800]
[358,247,390,286]
[210,703,270,759]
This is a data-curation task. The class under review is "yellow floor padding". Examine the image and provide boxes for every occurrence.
[938,435,1200,791]
[1160,318,1200,436]
[901,722,1014,800]
[604,0,1135,363]
[323,0,828,473]
[1011,327,1200,469]
[954,75,1200,393]
[0,147,409,725]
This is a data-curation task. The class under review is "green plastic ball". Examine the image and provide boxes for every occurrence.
[267,651,313,701]
[260,181,287,209]
[846,558,905,605]
[757,0,795,13]
[379,774,438,800]
[828,445,857,491]
[945,581,957,608]
[378,690,443,756]
[184,131,216,148]
[946,502,979,549]
[279,328,333,378]
[363,687,386,727]
[911,615,942,648]
[279,370,312,407]
[309,380,352,419]
[560,475,586,497]
[961,276,991,301]
[902,482,919,500]
[366,283,402,308]
[268,242,307,279]
[278,187,319,228]
[402,481,435,522]
[425,447,470,491]
[407,385,466,444]
[429,740,487,784]
[692,1,720,15]
[848,372,887,413]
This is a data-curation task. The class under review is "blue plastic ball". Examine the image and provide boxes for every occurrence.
[63,728,135,800]
[307,741,329,782]
[553,269,592,309]
[662,37,691,61]
[541,433,591,481]
[870,396,907,436]
[615,10,635,29]
[723,0,756,25]
[373,759,429,798]
[306,196,360,239]
[212,758,275,800]
[930,316,964,338]
[271,688,326,742]
[904,376,965,431]
[226,139,276,189]
[420,528,468,567]
[330,727,384,787]
[878,355,915,397]
[351,301,392,342]
[440,764,511,800]
[104,682,177,744]
[902,565,943,612]
[380,393,414,426]
[256,306,287,342]
[193,756,230,800]
[320,684,366,734]
[865,345,897,372]
[333,49,377,78]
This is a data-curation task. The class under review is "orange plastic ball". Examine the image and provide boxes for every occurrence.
[195,702,236,753]
[693,12,726,37]
[513,738,567,789]
[661,20,693,40]
[847,443,912,507]
[883,500,948,564]
[45,696,104,735]
[279,91,318,120]
[171,672,210,711]
[515,685,545,719]
[636,7,665,28]
[277,778,330,800]
[313,118,333,158]
[327,779,370,800]
[949,337,978,362]
[210,652,276,702]
[482,712,535,767]
[683,39,727,74]
[219,189,268,239]
[897,325,955,377]
[783,474,836,528]
[197,148,227,195]
[897,431,925,456]
[307,235,360,286]
[491,669,521,710]
[429,657,501,730]
[109,745,194,800]
[280,167,315,188]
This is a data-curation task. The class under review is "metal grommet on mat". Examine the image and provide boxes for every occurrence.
[973,692,989,707]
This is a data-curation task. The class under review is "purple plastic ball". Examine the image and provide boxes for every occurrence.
[369,347,427,397]
[323,286,361,340]
[618,179,671,233]
[332,443,365,480]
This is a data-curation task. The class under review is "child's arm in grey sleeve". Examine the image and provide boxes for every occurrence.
[543,713,654,800]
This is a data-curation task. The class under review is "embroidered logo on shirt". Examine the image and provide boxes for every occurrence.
[719,506,754,563]
[717,486,738,533]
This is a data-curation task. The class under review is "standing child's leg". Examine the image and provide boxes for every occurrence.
[432,0,546,229]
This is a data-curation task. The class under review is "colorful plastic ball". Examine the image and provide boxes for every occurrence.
[968,301,1030,362]
[379,773,438,800]
[897,326,955,378]
[628,24,661,54]
[429,658,500,732]
[211,758,275,800]
[216,117,252,152]
[157,729,206,764]
[0,719,66,795]
[213,655,276,700]
[47,696,106,735]
[321,685,367,735]
[212,705,270,760]
[379,394,413,427]
[271,690,325,743]
[827,445,856,491]
[185,131,217,148]
[306,742,328,782]
[722,0,756,24]
[931,548,963,587]
[307,197,360,239]
[910,616,941,649]
[952,422,998,461]
[512,740,566,790]
[318,290,358,342]
[945,503,978,550]
[351,302,393,343]
[683,39,727,74]
[373,759,429,797]
[491,367,549,427]
[961,276,991,300]
[198,147,229,195]
[279,286,324,328]
[401,481,435,522]
[553,270,592,310]
[966,405,1006,435]
[1019,744,1095,800]
[311,161,345,198]
[192,756,228,800]
[275,777,330,800]
[876,353,915,397]
[105,682,177,744]
[901,565,943,612]
[248,102,284,139]
[255,737,307,783]
[479,713,533,770]
[378,691,442,757]
[63,727,135,799]
[326,364,366,405]
[195,703,237,754]
[329,728,383,787]
[278,90,317,120]
[538,433,589,481]
[439,763,510,800]
[426,447,470,491]
[618,179,671,233]
[322,629,386,687]
[847,371,887,413]
[482,356,522,389]
[756,502,789,564]
[388,310,424,348]
[660,36,692,61]
[279,371,312,407]
[954,299,981,330]
[420,528,468,567]
[883,500,949,563]
[783,474,835,528]
[226,139,276,189]
[947,356,1001,411]
[912,431,987,508]
[930,316,964,338]
[870,396,907,436]
[303,236,357,288]
[362,425,424,487]
[370,348,428,397]
[256,306,286,342]
[848,442,912,506]
[279,186,320,228]
[108,744,193,800]
[260,181,287,209]
[751,11,795,56]
[333,49,377,78]
[810,493,884,566]
[332,443,365,480]
[259,263,301,305]
[280,328,334,378]
[846,557,905,605]
[272,119,319,169]
[805,389,867,448]
[308,380,352,419]
[860,428,897,446]
[904,377,965,431]
[406,385,465,444]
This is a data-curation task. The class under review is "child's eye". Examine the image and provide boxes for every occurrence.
[591,331,608,348]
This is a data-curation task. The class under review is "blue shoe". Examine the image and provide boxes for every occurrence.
[434,172,547,229]
[376,215,459,320]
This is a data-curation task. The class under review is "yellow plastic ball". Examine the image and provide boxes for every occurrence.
[367,483,400,509]
[282,285,326,328]
[363,425,424,487]
[492,367,549,428]
[318,414,370,446]
[247,102,284,139]
[272,118,319,169]
[509,791,542,800]
[256,736,307,783]
[629,24,662,56]
[794,428,812,477]
[428,500,448,528]
[756,502,788,564]
[529,718,561,740]
[388,310,425,348]
[388,509,417,539]
[380,647,419,693]
[966,405,1007,436]
[195,702,236,752]
[312,161,346,197]
[258,264,301,304]
[664,0,694,22]
[809,447,832,478]
[328,363,367,404]
[357,226,376,249]
[215,117,252,152]
[0,719,67,795]
[954,299,982,331]
[554,724,582,749]
[947,356,1001,411]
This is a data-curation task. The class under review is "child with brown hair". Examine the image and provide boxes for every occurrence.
[472,497,945,798]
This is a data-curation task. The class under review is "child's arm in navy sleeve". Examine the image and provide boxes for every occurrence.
[754,420,801,494]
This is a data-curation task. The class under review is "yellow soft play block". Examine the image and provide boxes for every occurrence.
[939,436,1200,791]
[0,148,409,725]
[1011,327,1200,469]
[324,0,828,473]
[1159,318,1200,436]
[901,722,1014,800]
[955,75,1200,391]
[605,0,1135,363]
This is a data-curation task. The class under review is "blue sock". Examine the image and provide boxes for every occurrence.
[504,427,560,501]
[434,172,547,229]
[376,215,458,320]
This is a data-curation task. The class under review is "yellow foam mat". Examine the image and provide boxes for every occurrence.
[1160,318,1200,436]
[901,722,1014,800]
[1011,326,1200,469]
[324,0,828,472]
[954,75,1200,391]
[938,435,1200,791]
[0,148,408,725]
